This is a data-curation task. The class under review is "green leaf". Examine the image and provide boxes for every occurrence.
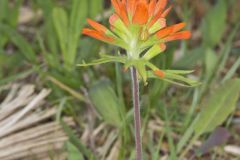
[0,0,22,27]
[164,107,177,159]
[178,79,240,156]
[147,70,200,87]
[164,70,194,75]
[37,0,58,58]
[35,0,54,17]
[0,24,36,62]
[0,32,8,48]
[200,24,240,96]
[66,142,84,160]
[0,52,23,71]
[194,79,240,135]
[135,61,147,85]
[37,33,60,69]
[222,56,240,83]
[53,7,68,62]
[202,0,227,47]
[143,44,165,60]
[205,49,218,79]
[89,0,103,18]
[77,55,127,67]
[0,67,35,85]
[0,0,8,21]
[89,80,123,127]
[67,0,88,67]
[61,120,96,160]
[175,47,204,69]
[9,0,23,27]
[216,23,240,79]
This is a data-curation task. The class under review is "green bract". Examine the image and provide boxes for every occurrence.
[78,54,200,87]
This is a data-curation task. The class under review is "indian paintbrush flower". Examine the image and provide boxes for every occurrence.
[79,1,199,160]
[81,0,193,85]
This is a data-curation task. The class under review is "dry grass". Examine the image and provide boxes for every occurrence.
[0,84,75,160]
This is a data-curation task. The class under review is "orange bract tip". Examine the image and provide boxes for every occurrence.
[159,18,167,28]
[156,22,186,39]
[132,1,149,25]
[148,0,169,27]
[82,28,114,43]
[109,14,119,25]
[148,18,166,33]
[172,22,186,32]
[161,5,173,17]
[159,43,167,51]
[118,2,129,25]
[111,0,120,15]
[148,0,156,17]
[164,31,191,42]
[154,69,165,78]
[128,0,137,15]
[87,19,107,33]
[156,27,173,39]
[155,0,168,16]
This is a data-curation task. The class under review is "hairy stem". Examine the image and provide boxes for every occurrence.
[131,67,142,160]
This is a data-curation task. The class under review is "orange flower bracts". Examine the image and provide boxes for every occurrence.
[83,0,191,49]
[81,0,192,84]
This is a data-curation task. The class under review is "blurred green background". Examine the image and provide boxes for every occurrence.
[0,0,240,159]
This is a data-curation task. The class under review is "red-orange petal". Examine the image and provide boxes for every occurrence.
[82,28,114,43]
[132,1,149,25]
[164,31,191,42]
[87,19,107,34]
[154,69,165,78]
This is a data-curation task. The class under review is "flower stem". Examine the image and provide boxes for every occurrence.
[131,67,142,160]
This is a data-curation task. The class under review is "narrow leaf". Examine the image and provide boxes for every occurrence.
[89,80,122,127]
[194,79,240,135]
[67,0,88,67]
[0,24,36,62]
[66,142,84,160]
[53,7,68,63]
[77,55,127,67]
